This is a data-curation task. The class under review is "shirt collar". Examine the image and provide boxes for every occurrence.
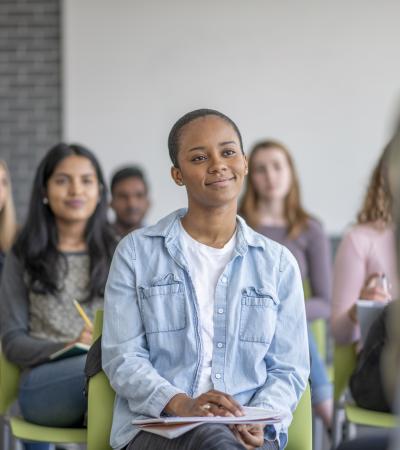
[143,208,265,256]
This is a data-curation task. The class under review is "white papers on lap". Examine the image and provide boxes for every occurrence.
[138,422,203,439]
[132,406,282,439]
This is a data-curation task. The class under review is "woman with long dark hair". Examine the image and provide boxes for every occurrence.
[0,144,116,450]
[102,110,309,450]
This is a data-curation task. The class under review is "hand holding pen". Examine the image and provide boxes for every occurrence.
[68,299,94,346]
[360,272,391,302]
[349,272,392,323]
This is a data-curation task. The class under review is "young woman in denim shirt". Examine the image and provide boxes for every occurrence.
[102,109,310,450]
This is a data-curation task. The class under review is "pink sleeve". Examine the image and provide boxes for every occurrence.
[331,229,366,344]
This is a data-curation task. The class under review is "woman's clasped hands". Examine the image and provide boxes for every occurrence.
[165,389,265,449]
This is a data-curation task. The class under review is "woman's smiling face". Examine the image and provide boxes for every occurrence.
[46,155,100,224]
[171,115,248,209]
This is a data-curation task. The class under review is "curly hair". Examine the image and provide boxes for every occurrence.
[357,141,393,228]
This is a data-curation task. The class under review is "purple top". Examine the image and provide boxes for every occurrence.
[258,218,332,321]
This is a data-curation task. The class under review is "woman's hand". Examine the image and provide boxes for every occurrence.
[77,324,93,345]
[359,273,390,302]
[68,324,93,347]
[164,390,244,417]
[348,273,391,323]
[231,423,265,449]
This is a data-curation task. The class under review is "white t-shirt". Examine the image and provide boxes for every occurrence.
[179,221,236,395]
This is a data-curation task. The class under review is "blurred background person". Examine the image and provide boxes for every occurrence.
[333,125,400,450]
[332,143,396,346]
[384,130,400,404]
[240,139,333,432]
[0,144,116,450]
[110,166,150,239]
[0,160,18,277]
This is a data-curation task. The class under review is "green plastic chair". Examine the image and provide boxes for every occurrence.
[333,344,396,442]
[88,310,312,450]
[286,384,312,450]
[0,350,87,446]
[303,280,328,361]
[87,309,114,450]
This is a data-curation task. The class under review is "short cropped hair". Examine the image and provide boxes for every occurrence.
[110,166,148,194]
[168,108,243,168]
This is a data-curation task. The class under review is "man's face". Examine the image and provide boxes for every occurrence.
[111,177,149,230]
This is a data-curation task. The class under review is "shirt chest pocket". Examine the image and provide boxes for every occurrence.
[139,274,186,334]
[239,287,279,344]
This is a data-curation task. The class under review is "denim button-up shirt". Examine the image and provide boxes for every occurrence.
[102,209,310,449]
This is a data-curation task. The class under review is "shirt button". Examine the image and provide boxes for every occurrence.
[215,373,222,379]
[221,275,227,284]
[218,308,224,314]
[217,342,223,348]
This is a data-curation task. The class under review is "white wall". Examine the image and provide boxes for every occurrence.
[63,0,400,234]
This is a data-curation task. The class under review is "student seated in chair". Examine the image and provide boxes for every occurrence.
[239,139,333,431]
[332,138,397,347]
[102,109,310,450]
[0,144,116,450]
[110,165,150,239]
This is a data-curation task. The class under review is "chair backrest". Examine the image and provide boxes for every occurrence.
[87,309,115,450]
[93,309,104,341]
[334,344,357,403]
[0,351,21,414]
[286,384,312,450]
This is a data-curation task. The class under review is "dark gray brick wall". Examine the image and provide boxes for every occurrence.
[0,0,61,222]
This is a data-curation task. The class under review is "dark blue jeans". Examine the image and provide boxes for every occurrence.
[18,355,87,450]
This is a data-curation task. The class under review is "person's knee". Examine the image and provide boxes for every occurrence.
[192,424,244,450]
[18,357,86,427]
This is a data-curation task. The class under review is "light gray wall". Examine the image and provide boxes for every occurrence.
[63,0,400,234]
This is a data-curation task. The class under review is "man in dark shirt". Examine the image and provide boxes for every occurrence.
[110,166,150,239]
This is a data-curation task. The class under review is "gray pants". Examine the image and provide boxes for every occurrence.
[126,424,279,449]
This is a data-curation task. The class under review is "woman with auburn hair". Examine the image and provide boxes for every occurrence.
[0,160,17,275]
[240,140,333,430]
[332,140,397,345]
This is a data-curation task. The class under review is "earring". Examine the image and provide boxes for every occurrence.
[177,181,183,186]
[42,197,49,204]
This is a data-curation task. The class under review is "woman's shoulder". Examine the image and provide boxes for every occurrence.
[339,222,391,257]
[297,217,328,245]
[242,221,297,270]
[304,216,326,235]
[3,247,22,268]
[344,222,391,242]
